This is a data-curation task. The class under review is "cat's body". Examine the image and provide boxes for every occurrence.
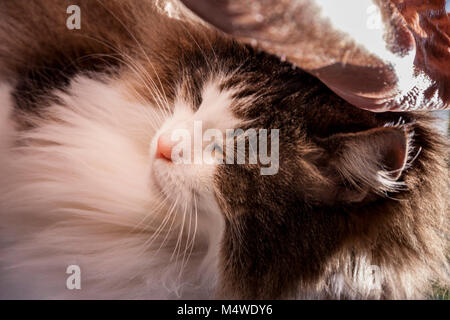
[0,0,448,299]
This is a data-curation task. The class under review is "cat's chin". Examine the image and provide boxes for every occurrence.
[150,158,171,195]
[148,144,189,208]
[150,158,218,217]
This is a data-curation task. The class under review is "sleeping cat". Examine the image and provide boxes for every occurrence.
[0,0,448,299]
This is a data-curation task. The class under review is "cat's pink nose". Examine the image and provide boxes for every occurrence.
[156,133,173,161]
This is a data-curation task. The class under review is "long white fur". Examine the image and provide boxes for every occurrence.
[0,76,227,299]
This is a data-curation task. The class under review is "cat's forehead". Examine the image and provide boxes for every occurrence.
[171,78,243,131]
[172,53,306,127]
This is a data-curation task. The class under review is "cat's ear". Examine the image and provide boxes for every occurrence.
[180,0,450,111]
[316,126,411,202]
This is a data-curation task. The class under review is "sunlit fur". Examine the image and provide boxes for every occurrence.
[0,0,448,299]
[0,76,225,299]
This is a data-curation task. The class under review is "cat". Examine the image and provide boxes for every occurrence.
[0,0,448,299]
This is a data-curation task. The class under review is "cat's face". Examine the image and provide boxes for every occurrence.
[149,79,240,208]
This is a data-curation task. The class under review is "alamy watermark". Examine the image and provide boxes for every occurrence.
[166,121,279,175]
[66,264,81,290]
[66,5,81,30]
